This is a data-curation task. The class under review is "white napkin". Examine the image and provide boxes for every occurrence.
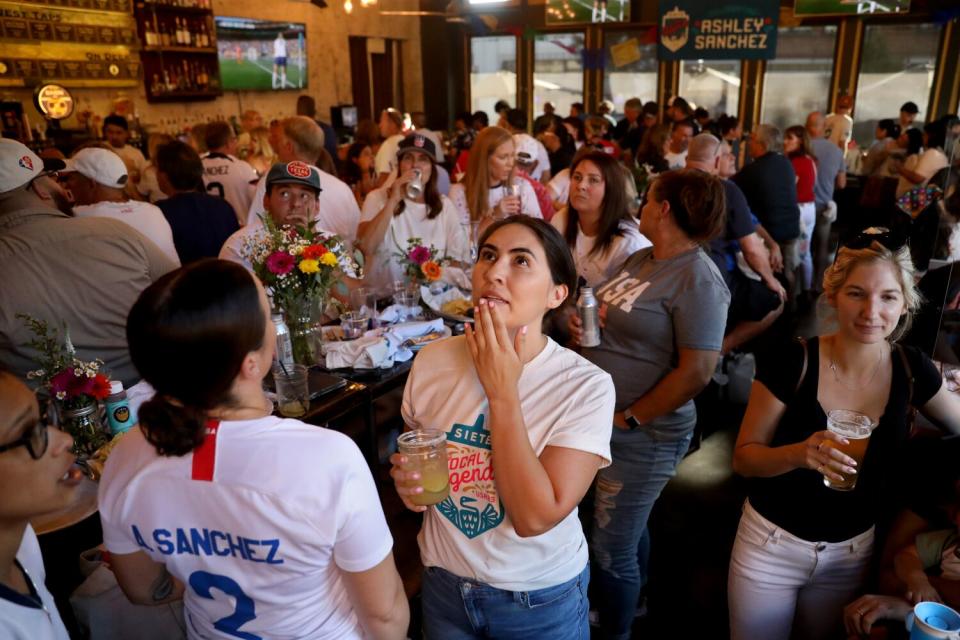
[377,303,424,324]
[322,318,444,369]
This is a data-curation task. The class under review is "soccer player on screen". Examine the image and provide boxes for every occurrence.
[272,32,287,89]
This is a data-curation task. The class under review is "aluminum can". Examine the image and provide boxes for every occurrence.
[272,312,295,368]
[406,168,423,200]
[578,287,601,348]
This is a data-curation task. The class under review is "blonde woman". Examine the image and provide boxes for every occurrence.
[245,126,276,176]
[448,126,541,230]
[729,231,960,640]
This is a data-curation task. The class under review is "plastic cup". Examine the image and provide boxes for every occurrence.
[395,290,420,322]
[340,311,366,340]
[823,409,875,491]
[273,364,309,418]
[397,429,449,506]
[906,601,960,640]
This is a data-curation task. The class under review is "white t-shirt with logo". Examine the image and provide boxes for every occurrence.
[550,209,651,287]
[99,418,392,640]
[201,152,258,226]
[402,336,615,591]
[512,133,550,181]
[246,166,360,247]
[360,188,470,293]
[447,181,542,226]
[0,525,70,640]
[664,149,687,170]
[374,134,405,177]
[73,200,180,266]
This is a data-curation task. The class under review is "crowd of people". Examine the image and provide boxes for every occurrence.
[1,87,959,640]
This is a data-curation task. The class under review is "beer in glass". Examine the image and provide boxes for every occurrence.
[398,430,449,506]
[823,409,875,491]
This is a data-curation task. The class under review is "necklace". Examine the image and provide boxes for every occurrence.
[828,338,885,391]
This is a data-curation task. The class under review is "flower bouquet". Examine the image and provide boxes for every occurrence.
[394,237,446,287]
[19,314,112,459]
[240,215,362,364]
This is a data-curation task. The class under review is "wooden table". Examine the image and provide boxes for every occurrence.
[31,475,99,535]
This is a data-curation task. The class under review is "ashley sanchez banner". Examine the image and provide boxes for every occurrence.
[658,1,779,60]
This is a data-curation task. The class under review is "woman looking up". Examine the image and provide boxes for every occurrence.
[356,134,469,293]
[729,234,960,640]
[551,150,650,287]
[391,217,615,639]
[99,259,408,640]
[448,126,542,230]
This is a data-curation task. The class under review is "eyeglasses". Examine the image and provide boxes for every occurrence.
[841,227,908,252]
[0,419,49,460]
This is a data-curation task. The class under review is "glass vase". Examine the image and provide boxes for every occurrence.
[284,295,325,366]
[58,400,109,462]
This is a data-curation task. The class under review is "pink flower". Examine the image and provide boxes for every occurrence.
[408,245,431,265]
[266,251,295,275]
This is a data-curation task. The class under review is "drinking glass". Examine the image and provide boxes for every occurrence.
[397,429,449,506]
[273,364,309,418]
[340,311,366,340]
[350,287,377,328]
[822,409,875,491]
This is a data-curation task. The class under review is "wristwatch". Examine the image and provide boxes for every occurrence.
[623,407,644,430]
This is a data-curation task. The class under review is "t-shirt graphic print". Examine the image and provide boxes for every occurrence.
[437,414,504,539]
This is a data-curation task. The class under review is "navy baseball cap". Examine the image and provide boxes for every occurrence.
[265,161,322,192]
[397,134,437,162]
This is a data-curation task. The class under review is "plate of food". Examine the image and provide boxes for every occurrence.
[421,285,474,323]
[404,325,454,352]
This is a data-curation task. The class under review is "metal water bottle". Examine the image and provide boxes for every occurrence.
[578,286,601,348]
[272,312,295,368]
[406,168,423,200]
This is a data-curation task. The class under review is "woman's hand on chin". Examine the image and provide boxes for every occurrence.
[465,298,525,401]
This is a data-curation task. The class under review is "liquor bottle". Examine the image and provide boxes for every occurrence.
[175,18,184,45]
[160,21,170,47]
[199,23,208,48]
[144,20,154,46]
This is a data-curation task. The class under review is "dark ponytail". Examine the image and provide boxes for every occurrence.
[126,259,266,456]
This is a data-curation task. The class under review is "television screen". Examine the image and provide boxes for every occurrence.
[794,0,909,16]
[215,17,307,91]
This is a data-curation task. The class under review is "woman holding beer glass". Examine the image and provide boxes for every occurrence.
[729,234,960,640]
[356,134,470,293]
[390,217,615,639]
[99,259,409,640]
[448,126,542,230]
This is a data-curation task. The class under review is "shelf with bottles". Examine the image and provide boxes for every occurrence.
[139,13,216,50]
[142,46,217,54]
[140,0,213,10]
[145,58,221,102]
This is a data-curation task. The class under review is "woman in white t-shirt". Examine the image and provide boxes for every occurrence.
[448,126,541,230]
[551,150,651,288]
[99,259,408,640]
[0,371,80,640]
[390,217,615,639]
[357,134,470,293]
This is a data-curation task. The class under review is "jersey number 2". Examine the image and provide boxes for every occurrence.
[188,571,260,640]
[207,181,225,199]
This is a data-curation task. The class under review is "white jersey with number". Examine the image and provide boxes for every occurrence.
[99,418,392,640]
[274,36,287,58]
[201,152,259,226]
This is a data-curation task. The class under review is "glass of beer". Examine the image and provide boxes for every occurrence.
[823,410,876,491]
[397,430,449,506]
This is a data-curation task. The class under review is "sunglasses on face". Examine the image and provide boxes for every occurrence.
[0,418,49,460]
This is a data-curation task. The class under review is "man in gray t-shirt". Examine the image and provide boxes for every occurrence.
[583,246,730,435]
[806,111,847,291]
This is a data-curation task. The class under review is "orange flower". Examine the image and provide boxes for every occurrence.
[421,260,442,281]
[302,244,327,260]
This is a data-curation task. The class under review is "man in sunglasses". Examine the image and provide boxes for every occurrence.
[0,139,178,387]
[0,370,81,638]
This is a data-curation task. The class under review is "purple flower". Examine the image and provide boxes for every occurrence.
[266,251,295,275]
[409,245,431,265]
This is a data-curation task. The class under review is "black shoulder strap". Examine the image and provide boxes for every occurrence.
[795,337,808,396]
[895,343,914,407]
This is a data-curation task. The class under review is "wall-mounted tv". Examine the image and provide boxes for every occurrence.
[793,0,909,16]
[215,17,307,91]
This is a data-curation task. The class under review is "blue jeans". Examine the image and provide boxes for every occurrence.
[591,423,693,640]
[421,564,590,640]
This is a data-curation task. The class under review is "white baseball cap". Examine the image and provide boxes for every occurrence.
[0,138,65,193]
[61,147,128,188]
[512,134,540,164]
